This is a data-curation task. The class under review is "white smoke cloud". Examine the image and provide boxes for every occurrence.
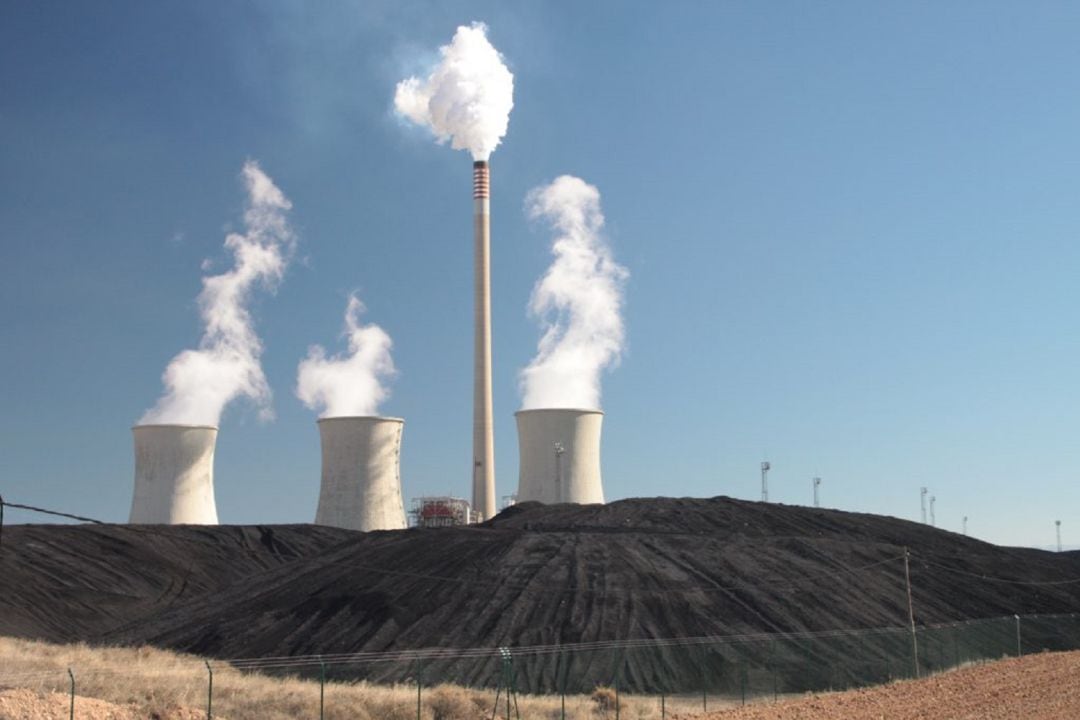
[394,22,514,161]
[296,295,396,418]
[140,161,295,426]
[520,176,629,410]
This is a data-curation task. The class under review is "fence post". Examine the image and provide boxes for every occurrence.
[700,644,707,712]
[951,625,960,668]
[67,668,74,720]
[415,660,422,720]
[1015,615,1022,657]
[770,638,777,702]
[205,661,213,720]
[558,650,566,720]
[319,657,325,720]
[740,662,746,706]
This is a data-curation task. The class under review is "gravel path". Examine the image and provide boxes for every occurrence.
[678,650,1080,720]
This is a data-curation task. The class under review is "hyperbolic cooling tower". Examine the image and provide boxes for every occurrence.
[129,424,220,524]
[515,409,604,505]
[472,160,496,521]
[314,416,407,531]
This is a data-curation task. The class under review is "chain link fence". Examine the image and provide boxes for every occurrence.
[4,613,1080,719]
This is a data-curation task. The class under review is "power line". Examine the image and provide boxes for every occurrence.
[0,500,105,525]
[921,560,1080,587]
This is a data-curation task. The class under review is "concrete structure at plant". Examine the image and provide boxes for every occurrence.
[315,416,406,531]
[472,160,496,521]
[129,424,220,524]
[515,409,604,504]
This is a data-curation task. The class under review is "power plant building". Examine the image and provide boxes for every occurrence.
[129,424,220,524]
[314,416,407,532]
[515,408,604,505]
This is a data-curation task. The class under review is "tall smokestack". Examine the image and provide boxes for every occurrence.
[473,160,496,520]
[129,424,219,524]
[515,409,604,505]
[315,416,406,531]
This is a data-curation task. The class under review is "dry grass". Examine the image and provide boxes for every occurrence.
[0,636,753,719]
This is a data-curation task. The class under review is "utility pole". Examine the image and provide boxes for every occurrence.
[812,477,821,508]
[904,547,919,678]
[929,496,936,527]
[760,461,770,503]
[1056,520,1062,553]
[962,516,968,536]
[920,487,928,524]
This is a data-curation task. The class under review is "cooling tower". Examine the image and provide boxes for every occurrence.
[314,416,406,531]
[515,409,604,505]
[472,160,496,520]
[129,424,220,524]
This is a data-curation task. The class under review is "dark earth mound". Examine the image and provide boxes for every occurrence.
[0,523,354,642]
[2,497,1079,689]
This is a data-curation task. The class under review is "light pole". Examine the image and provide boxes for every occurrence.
[553,442,565,503]
[761,461,770,502]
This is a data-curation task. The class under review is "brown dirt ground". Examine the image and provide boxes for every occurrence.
[676,649,1080,720]
[0,689,208,720]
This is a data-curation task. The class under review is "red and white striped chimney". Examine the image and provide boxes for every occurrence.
[472,160,495,521]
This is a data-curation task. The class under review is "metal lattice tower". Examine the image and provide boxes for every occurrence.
[761,461,770,502]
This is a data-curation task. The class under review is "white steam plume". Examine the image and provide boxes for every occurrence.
[140,161,295,426]
[520,176,629,410]
[296,295,396,418]
[394,22,514,161]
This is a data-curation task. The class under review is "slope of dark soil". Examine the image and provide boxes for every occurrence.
[0,523,355,642]
[3,497,1079,689]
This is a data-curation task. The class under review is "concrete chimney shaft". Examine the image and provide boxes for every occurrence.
[129,424,220,524]
[472,160,496,520]
[515,409,604,505]
[315,416,406,531]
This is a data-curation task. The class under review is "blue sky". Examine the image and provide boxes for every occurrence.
[2,1,1079,547]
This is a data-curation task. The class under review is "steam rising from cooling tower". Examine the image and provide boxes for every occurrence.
[394,22,514,161]
[140,162,295,426]
[520,176,628,410]
[296,295,396,418]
